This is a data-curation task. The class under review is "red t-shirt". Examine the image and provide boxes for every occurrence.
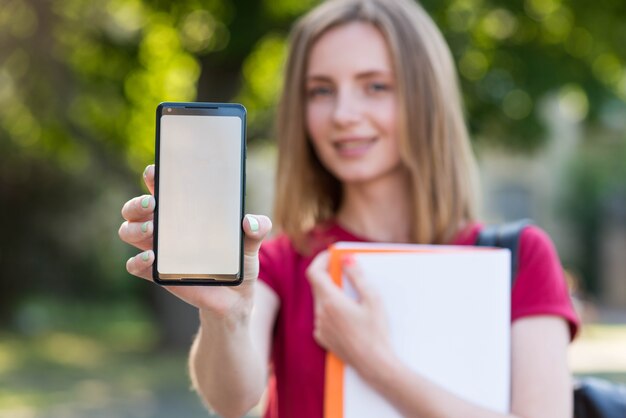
[258,221,579,418]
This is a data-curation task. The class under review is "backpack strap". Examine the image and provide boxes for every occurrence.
[475,219,533,287]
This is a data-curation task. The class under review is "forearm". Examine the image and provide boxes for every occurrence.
[189,309,266,418]
[364,355,520,418]
[349,318,572,418]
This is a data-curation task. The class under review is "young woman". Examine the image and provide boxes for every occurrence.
[119,0,579,417]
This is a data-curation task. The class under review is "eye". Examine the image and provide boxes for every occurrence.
[307,85,334,98]
[366,82,391,93]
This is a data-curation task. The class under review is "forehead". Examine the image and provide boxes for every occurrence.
[307,21,393,76]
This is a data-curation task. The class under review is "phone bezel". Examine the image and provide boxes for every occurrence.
[152,102,246,286]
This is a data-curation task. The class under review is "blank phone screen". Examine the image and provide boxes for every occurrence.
[157,112,243,278]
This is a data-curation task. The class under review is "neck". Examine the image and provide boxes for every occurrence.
[336,171,412,243]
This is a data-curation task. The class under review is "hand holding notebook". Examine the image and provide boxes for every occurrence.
[319,242,511,418]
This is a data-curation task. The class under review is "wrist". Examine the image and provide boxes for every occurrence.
[198,280,255,324]
[198,299,252,333]
[359,348,403,391]
[198,309,250,332]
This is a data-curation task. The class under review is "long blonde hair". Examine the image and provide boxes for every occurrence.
[274,0,478,251]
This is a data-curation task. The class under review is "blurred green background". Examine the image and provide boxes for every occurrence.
[1,0,626,416]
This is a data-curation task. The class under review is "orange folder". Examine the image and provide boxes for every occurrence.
[323,242,511,418]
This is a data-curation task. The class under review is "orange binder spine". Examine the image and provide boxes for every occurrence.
[324,246,346,418]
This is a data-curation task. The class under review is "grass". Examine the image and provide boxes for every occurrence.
[1,299,625,417]
[0,300,219,418]
[569,323,626,383]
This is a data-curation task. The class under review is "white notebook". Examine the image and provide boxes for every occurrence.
[324,242,511,418]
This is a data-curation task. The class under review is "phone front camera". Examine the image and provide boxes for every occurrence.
[167,108,172,113]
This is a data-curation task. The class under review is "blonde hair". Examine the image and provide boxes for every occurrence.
[274,0,478,251]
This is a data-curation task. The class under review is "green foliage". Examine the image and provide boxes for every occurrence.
[237,33,287,138]
[560,133,626,294]
[0,0,212,323]
[2,0,625,164]
[1,0,626,323]
[429,0,626,150]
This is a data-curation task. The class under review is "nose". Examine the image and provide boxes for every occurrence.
[332,87,361,128]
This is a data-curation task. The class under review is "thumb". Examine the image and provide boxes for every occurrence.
[243,214,272,253]
[143,164,155,195]
[342,255,376,305]
[242,214,272,280]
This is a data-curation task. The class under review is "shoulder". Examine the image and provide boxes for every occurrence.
[518,225,559,263]
[471,222,558,269]
[516,225,566,283]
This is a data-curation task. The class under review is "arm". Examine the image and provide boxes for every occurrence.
[363,316,571,418]
[307,253,573,418]
[190,281,279,418]
[119,165,278,418]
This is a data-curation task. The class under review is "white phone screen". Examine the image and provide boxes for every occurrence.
[157,113,243,278]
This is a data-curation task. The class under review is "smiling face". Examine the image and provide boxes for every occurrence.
[305,22,403,185]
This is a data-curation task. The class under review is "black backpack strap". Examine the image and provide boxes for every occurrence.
[574,377,626,417]
[475,219,533,287]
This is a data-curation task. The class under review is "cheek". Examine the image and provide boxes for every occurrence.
[306,101,333,146]
[376,99,397,138]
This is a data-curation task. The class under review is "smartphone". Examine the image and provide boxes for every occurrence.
[153,102,246,285]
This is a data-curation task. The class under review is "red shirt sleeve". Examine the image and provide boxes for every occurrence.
[511,225,580,339]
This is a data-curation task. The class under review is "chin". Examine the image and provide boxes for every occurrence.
[334,171,384,184]
[331,164,406,186]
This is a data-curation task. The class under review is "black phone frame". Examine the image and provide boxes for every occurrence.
[153,102,246,286]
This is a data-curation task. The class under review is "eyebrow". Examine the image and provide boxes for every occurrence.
[305,70,393,82]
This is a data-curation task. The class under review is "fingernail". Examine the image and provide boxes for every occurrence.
[141,196,150,208]
[342,254,355,267]
[141,251,150,262]
[143,166,150,177]
[141,221,150,233]
[247,215,259,232]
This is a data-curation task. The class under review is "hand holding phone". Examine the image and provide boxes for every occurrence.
[119,164,272,313]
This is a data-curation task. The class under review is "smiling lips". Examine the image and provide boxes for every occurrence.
[333,136,377,157]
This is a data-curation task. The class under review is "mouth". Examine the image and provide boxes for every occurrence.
[333,136,377,156]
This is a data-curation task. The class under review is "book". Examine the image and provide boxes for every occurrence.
[324,242,511,418]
